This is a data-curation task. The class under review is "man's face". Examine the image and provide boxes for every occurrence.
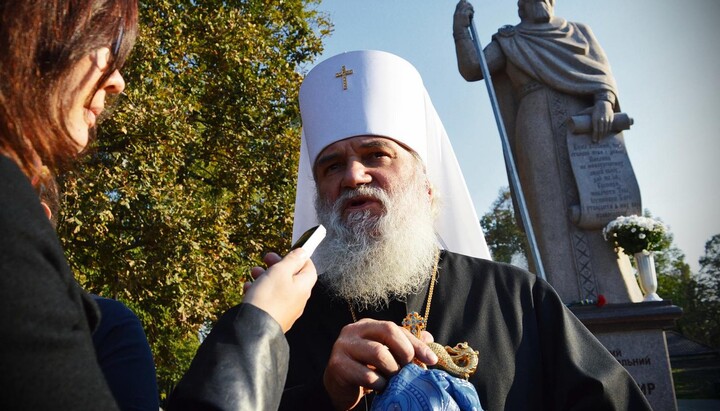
[311,135,438,309]
[313,135,428,222]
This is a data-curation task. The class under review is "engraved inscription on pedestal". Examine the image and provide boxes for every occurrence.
[595,329,677,411]
[567,113,641,229]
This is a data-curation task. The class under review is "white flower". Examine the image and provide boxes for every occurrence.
[603,214,666,255]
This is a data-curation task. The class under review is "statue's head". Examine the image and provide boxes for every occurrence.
[518,0,555,23]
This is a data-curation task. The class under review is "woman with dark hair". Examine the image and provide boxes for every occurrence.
[0,0,139,174]
[0,1,317,410]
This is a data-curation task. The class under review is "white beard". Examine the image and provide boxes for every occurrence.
[313,167,438,311]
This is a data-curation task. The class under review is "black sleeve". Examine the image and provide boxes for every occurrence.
[533,280,652,410]
[166,303,289,411]
[92,296,160,411]
[0,156,119,410]
[280,375,336,411]
[279,284,343,411]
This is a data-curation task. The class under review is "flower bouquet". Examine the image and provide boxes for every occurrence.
[602,215,666,256]
[603,215,666,301]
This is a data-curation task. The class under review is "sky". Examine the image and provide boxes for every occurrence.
[308,0,720,272]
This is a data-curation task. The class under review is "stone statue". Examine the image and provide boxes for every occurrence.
[453,0,643,304]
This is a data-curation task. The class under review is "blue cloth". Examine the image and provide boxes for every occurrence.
[371,364,483,411]
[92,296,159,411]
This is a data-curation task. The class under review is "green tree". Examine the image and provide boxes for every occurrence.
[654,225,693,309]
[653,228,720,349]
[644,215,716,348]
[57,0,330,394]
[699,234,720,288]
[689,234,720,348]
[480,187,528,264]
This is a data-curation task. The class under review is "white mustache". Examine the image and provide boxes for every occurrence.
[313,170,438,310]
[333,185,388,214]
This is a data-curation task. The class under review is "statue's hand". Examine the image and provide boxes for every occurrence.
[592,100,614,143]
[454,0,474,31]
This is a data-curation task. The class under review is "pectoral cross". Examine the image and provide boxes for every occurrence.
[402,312,426,338]
[335,65,353,90]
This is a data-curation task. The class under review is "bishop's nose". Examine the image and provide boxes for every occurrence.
[342,160,372,189]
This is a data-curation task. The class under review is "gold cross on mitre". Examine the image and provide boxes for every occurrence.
[335,65,353,90]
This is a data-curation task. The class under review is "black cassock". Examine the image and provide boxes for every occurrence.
[281,250,651,411]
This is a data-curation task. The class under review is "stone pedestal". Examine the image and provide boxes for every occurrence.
[571,301,683,411]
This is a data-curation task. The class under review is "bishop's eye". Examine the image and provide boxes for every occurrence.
[369,150,393,161]
[323,161,343,176]
[366,151,393,167]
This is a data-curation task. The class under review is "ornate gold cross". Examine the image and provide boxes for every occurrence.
[335,65,353,90]
[402,312,427,337]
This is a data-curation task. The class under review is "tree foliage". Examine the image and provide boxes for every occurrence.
[654,220,693,309]
[480,187,527,264]
[679,235,720,348]
[57,0,330,394]
[650,218,720,349]
[636,224,719,349]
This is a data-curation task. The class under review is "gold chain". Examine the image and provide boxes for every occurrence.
[349,249,440,324]
[349,302,357,322]
[347,249,479,382]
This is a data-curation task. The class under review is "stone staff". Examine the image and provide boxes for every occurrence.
[464,4,546,280]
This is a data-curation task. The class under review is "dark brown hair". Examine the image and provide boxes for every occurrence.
[0,0,138,181]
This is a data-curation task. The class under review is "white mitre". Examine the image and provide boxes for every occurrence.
[293,50,490,260]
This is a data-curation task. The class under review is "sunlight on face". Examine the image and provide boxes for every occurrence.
[63,47,125,151]
[313,136,420,220]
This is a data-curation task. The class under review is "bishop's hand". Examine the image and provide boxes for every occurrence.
[323,319,438,411]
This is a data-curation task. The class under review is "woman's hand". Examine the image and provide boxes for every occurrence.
[244,249,317,333]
